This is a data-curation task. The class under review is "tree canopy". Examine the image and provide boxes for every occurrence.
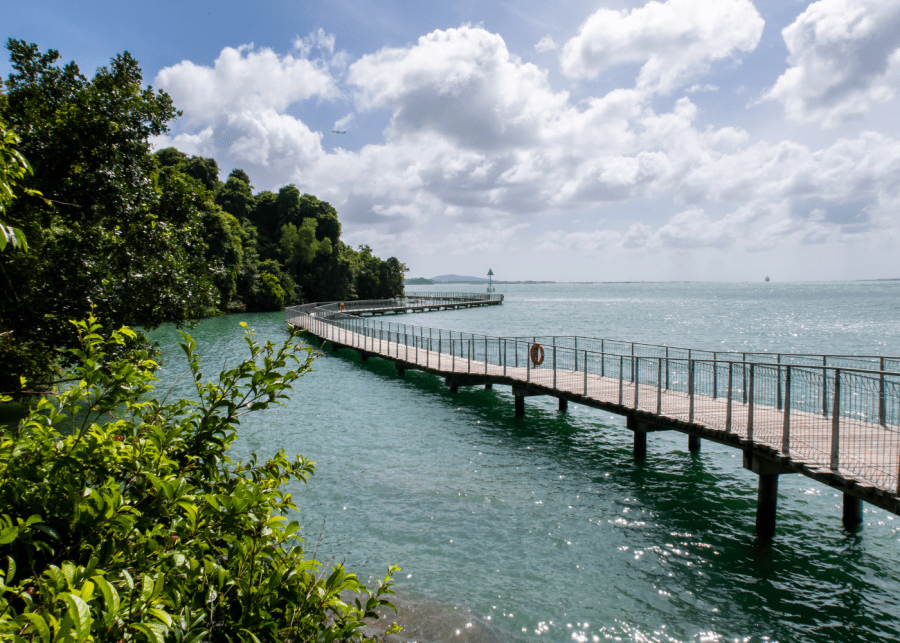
[0,39,408,389]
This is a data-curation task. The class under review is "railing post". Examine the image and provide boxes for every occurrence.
[618,356,623,405]
[527,343,531,383]
[747,363,755,441]
[633,357,640,409]
[452,338,456,372]
[831,369,841,471]
[503,340,507,376]
[742,354,748,404]
[553,346,557,389]
[782,365,791,455]
[776,354,783,410]
[485,337,488,374]
[879,356,886,427]
[601,340,605,377]
[712,353,718,399]
[822,356,828,417]
[657,358,662,415]
[688,360,695,423]
[631,342,634,382]
[584,350,588,396]
[665,346,669,390]
[438,338,441,370]
[467,338,471,373]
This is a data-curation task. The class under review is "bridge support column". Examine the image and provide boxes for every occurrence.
[485,383,493,390]
[756,474,779,542]
[842,494,863,531]
[396,366,405,377]
[331,343,339,352]
[688,434,701,453]
[628,416,646,461]
[743,451,791,542]
[558,398,568,412]
[514,395,525,417]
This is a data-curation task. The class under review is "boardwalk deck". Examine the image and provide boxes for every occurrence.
[287,295,900,536]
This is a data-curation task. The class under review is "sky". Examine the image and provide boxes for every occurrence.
[5,0,900,282]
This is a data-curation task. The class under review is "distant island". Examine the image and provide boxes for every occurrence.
[407,274,555,285]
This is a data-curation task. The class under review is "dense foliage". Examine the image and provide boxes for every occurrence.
[0,316,400,642]
[0,40,407,389]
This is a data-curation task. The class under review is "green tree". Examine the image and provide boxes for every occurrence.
[182,155,220,191]
[154,146,187,169]
[248,190,281,259]
[0,315,401,642]
[0,40,219,389]
[216,168,253,220]
[279,218,331,269]
[0,118,39,252]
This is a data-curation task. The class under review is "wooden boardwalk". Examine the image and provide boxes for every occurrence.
[287,294,900,537]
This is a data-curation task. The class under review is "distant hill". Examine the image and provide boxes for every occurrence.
[405,277,435,285]
[430,274,489,283]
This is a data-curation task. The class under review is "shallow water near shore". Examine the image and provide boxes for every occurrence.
[151,282,900,643]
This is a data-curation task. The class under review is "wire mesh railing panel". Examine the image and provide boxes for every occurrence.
[288,297,900,494]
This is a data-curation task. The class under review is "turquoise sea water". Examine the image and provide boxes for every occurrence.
[151,282,900,643]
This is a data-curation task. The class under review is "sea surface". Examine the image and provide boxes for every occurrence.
[150,281,900,643]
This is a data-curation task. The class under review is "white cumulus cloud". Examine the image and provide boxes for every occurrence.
[559,0,764,94]
[764,0,900,126]
[347,26,569,150]
[156,44,338,124]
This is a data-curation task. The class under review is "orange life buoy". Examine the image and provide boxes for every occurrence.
[530,343,545,366]
[339,303,346,312]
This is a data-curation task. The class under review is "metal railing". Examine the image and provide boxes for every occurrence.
[286,298,900,495]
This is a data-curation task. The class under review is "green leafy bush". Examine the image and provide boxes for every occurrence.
[0,316,400,642]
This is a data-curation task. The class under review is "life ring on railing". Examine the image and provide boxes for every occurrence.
[530,343,545,366]
[340,303,345,312]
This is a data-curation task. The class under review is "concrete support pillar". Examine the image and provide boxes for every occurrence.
[361,354,369,361]
[485,383,493,390]
[558,398,568,412]
[842,494,863,531]
[396,367,405,377]
[331,343,339,352]
[628,415,646,461]
[688,434,701,453]
[450,385,458,393]
[756,474,779,542]
[514,395,525,417]
[634,431,647,461]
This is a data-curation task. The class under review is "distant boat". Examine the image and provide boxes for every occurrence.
[765,276,770,282]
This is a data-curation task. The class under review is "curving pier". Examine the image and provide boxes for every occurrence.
[287,294,900,540]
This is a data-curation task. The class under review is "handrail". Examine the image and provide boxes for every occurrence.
[286,297,900,497]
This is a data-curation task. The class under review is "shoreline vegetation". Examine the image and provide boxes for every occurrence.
[0,38,407,391]
[1,40,404,642]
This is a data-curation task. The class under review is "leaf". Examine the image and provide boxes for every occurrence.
[18,612,51,643]
[133,622,166,643]
[148,608,173,628]
[92,575,120,624]
[60,592,92,642]
[239,629,262,643]
[33,524,60,540]
[0,526,19,544]
[182,629,209,643]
